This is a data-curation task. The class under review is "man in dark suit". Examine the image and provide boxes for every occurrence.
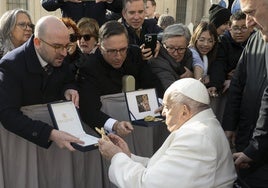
[121,0,163,60]
[78,20,161,137]
[0,15,83,150]
[41,0,122,25]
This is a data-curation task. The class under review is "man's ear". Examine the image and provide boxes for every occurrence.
[33,37,41,48]
[182,104,191,116]
[122,9,126,20]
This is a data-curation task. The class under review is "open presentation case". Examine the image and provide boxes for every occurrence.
[125,88,165,127]
[47,101,99,152]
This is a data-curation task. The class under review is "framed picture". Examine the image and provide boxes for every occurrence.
[125,88,160,121]
[47,101,99,152]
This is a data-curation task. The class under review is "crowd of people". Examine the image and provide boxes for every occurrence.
[1,0,268,187]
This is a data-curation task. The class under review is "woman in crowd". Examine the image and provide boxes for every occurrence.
[61,17,88,78]
[61,17,80,56]
[189,22,218,85]
[149,23,196,98]
[0,8,34,58]
[77,17,99,55]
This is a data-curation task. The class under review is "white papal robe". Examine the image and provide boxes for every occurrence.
[108,109,236,188]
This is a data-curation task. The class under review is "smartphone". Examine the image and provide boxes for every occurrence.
[144,33,157,54]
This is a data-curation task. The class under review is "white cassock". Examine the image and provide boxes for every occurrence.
[108,109,237,188]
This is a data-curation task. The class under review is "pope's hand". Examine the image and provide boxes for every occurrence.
[98,137,122,160]
[108,134,131,157]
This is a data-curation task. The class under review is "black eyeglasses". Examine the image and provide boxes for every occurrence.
[78,34,92,41]
[100,46,128,56]
[69,34,92,42]
[16,22,34,30]
[231,26,248,33]
[39,38,72,53]
[164,44,187,54]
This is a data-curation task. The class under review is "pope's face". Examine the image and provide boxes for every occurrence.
[162,94,186,132]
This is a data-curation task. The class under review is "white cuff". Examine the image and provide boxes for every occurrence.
[104,118,117,133]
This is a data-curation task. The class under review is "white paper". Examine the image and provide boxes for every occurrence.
[50,101,85,136]
[49,101,99,149]
[78,134,99,146]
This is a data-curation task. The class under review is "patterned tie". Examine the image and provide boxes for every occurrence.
[44,64,53,75]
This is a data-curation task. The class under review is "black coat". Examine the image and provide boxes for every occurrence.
[77,46,161,128]
[122,19,163,46]
[244,85,268,164]
[0,36,76,148]
[209,30,253,91]
[222,31,268,151]
[41,0,122,25]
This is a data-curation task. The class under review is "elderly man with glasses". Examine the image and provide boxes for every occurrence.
[77,20,161,137]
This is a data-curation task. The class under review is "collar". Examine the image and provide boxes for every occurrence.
[171,108,214,134]
[34,47,48,68]
[123,20,143,33]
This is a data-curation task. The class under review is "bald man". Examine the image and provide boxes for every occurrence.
[0,15,83,151]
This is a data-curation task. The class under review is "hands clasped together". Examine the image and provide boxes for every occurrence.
[224,131,253,170]
[233,152,252,169]
[98,134,131,160]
